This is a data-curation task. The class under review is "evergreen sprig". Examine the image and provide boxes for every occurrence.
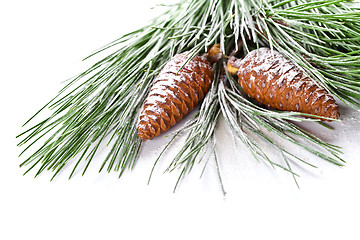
[17,0,360,186]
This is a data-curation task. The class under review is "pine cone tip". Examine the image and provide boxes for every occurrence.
[205,43,222,64]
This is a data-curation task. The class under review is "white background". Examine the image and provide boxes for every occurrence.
[1,1,360,239]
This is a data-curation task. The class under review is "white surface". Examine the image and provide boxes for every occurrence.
[1,1,360,240]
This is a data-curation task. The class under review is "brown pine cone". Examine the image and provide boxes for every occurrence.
[227,48,340,120]
[137,52,214,141]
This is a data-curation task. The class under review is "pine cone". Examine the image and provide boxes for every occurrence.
[227,48,340,120]
[137,52,214,141]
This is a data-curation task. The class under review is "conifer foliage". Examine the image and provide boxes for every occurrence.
[17,0,360,186]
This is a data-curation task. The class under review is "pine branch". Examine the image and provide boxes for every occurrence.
[17,0,360,186]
